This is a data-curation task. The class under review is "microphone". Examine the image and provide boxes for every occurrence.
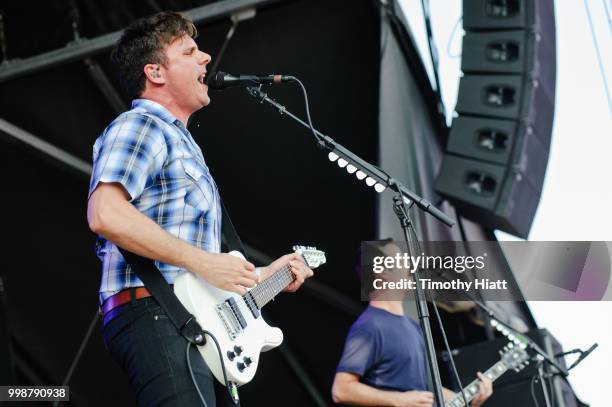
[207,71,293,90]
[568,343,598,371]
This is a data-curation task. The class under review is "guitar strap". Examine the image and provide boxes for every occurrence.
[117,246,206,345]
[116,198,247,346]
[220,199,249,259]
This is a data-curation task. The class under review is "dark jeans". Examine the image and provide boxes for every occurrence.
[102,297,239,407]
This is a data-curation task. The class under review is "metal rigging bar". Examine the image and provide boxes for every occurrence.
[84,58,127,114]
[0,117,92,178]
[0,0,283,84]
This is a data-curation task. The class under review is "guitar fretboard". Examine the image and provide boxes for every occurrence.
[247,264,295,309]
[446,361,508,407]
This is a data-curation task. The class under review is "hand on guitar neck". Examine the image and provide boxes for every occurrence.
[463,372,492,407]
[259,252,314,293]
[443,371,493,407]
[445,343,530,407]
[390,375,491,407]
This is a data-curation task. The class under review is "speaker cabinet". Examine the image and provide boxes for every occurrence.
[435,0,556,238]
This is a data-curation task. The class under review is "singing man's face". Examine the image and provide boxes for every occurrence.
[162,35,212,113]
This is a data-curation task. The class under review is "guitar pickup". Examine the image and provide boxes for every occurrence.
[243,292,260,318]
[225,298,247,329]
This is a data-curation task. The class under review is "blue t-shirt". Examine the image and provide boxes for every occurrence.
[336,306,427,392]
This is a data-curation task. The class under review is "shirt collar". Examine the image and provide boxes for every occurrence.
[131,99,181,126]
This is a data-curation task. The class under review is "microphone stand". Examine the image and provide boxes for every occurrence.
[391,189,446,407]
[245,86,454,227]
[245,85,454,407]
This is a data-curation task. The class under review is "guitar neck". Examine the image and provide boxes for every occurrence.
[445,361,508,407]
[248,263,296,309]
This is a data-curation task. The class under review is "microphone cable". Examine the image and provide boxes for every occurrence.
[287,76,325,147]
[406,223,470,407]
[530,374,542,407]
[290,77,395,182]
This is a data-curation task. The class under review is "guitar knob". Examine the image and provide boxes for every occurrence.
[227,351,236,361]
[237,362,246,372]
[244,357,253,366]
[234,345,243,355]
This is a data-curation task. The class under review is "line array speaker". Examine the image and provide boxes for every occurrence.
[435,0,556,237]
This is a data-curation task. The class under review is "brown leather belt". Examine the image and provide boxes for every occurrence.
[101,287,152,317]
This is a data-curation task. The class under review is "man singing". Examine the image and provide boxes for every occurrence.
[332,241,492,407]
[87,11,313,406]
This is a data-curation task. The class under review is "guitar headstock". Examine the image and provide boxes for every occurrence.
[293,245,326,269]
[499,343,530,372]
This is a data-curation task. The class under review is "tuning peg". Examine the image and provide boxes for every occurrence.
[365,177,376,186]
[356,170,367,180]
[374,183,386,193]
[346,164,357,173]
[328,152,339,162]
[337,158,348,168]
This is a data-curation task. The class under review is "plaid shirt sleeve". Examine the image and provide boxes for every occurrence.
[89,113,167,201]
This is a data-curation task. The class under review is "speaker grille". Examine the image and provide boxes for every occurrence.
[435,0,556,237]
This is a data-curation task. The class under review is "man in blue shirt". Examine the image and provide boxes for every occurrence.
[332,242,492,407]
[87,11,313,406]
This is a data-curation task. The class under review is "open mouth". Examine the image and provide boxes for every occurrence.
[197,73,206,84]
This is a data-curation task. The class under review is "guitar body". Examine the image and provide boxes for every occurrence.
[174,251,283,386]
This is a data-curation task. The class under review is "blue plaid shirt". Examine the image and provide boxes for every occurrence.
[89,99,222,303]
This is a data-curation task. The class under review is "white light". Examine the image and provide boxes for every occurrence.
[374,183,386,193]
[337,158,348,168]
[365,177,376,186]
[346,164,357,173]
[356,171,367,180]
[328,152,339,162]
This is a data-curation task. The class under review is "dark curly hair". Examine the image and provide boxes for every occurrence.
[111,11,198,100]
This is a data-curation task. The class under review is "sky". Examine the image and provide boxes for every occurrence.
[399,1,612,406]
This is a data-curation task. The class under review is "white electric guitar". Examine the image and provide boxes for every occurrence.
[174,245,326,387]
